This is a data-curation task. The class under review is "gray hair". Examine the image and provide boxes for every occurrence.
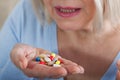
[31,0,51,25]
[31,0,120,32]
[93,0,120,33]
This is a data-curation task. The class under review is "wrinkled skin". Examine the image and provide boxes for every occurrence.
[10,43,84,79]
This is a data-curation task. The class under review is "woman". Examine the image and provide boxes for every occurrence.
[0,0,120,80]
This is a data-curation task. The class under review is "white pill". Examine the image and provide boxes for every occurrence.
[53,64,61,67]
[44,57,51,62]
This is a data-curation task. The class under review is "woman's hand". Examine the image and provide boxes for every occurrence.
[116,60,120,80]
[10,43,84,79]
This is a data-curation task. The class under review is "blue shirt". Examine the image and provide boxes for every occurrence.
[0,0,119,80]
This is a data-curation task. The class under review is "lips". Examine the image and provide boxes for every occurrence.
[55,6,81,18]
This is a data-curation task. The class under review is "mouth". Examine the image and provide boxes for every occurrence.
[55,6,81,18]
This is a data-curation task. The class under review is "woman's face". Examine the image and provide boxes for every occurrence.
[43,0,96,31]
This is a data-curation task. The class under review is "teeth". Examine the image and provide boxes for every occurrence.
[60,8,76,13]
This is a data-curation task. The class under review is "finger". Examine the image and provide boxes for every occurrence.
[61,58,84,75]
[18,48,37,69]
[16,43,37,59]
[10,47,28,69]
[62,64,84,75]
[23,61,68,78]
[116,60,120,80]
[36,48,51,55]
[15,49,34,69]
[61,58,78,65]
[17,50,29,69]
[26,49,37,61]
[117,60,120,70]
[116,70,120,80]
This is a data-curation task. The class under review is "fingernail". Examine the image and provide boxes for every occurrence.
[27,52,36,60]
[79,66,84,74]
[72,66,84,74]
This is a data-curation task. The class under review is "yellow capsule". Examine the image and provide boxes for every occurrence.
[55,60,60,65]
[51,53,56,57]
[39,54,46,58]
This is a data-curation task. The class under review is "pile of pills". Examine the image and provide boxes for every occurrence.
[35,53,63,67]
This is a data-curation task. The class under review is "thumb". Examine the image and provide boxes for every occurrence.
[10,48,28,69]
[19,49,36,69]
[15,50,29,69]
[19,55,28,69]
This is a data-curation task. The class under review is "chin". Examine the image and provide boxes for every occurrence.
[58,25,82,31]
[57,21,84,30]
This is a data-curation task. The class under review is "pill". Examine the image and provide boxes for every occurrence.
[50,53,56,57]
[40,58,45,62]
[35,57,41,62]
[55,60,61,65]
[53,64,61,67]
[58,58,63,64]
[49,56,54,61]
[48,56,58,65]
[35,52,62,67]
[39,61,46,65]
[44,57,51,62]
[39,54,46,58]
